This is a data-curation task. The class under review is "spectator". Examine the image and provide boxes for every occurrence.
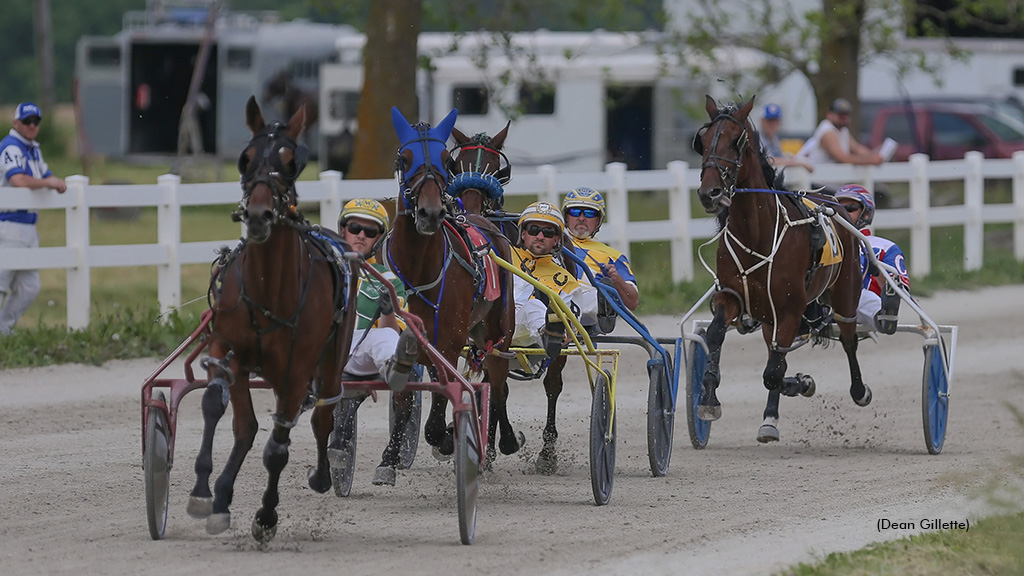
[758,104,814,172]
[510,201,599,358]
[334,198,418,391]
[0,102,67,336]
[834,184,908,335]
[795,98,883,167]
[561,187,639,311]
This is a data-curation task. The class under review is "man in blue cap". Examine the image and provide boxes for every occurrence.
[0,102,67,335]
[758,103,814,172]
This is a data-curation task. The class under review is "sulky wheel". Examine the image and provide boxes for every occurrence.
[686,331,712,449]
[389,385,422,470]
[455,409,481,545]
[144,391,171,540]
[922,340,950,455]
[329,397,359,498]
[646,359,674,477]
[589,369,616,506]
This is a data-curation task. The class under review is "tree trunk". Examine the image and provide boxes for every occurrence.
[348,0,423,180]
[33,0,55,112]
[815,0,865,130]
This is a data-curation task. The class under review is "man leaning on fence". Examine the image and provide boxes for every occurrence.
[0,103,67,336]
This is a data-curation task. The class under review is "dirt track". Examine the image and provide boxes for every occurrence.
[1,285,1022,575]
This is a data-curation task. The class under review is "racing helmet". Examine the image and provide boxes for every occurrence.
[518,201,565,235]
[339,198,389,231]
[835,184,875,227]
[562,187,606,220]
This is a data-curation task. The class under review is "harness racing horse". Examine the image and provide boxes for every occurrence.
[448,123,512,215]
[385,107,521,469]
[693,95,870,442]
[186,96,356,541]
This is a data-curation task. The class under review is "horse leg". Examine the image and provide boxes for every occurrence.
[840,322,871,406]
[757,350,788,443]
[307,392,335,494]
[205,370,258,534]
[372,390,414,486]
[251,424,291,543]
[537,355,567,475]
[425,387,455,457]
[187,364,229,519]
[486,357,523,458]
[698,300,735,420]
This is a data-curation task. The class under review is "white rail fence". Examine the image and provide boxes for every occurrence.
[2,151,1023,329]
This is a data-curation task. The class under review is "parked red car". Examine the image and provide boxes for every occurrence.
[868,102,1024,161]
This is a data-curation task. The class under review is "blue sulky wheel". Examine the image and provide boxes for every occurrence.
[646,358,674,477]
[686,330,711,449]
[589,369,616,506]
[922,339,950,455]
[144,390,171,540]
[455,409,481,545]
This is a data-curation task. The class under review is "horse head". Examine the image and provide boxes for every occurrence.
[693,95,759,214]
[392,107,457,235]
[448,122,512,214]
[236,95,309,242]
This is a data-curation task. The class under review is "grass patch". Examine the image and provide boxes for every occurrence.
[783,511,1024,576]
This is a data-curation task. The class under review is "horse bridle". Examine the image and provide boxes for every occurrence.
[694,111,751,199]
[396,122,453,216]
[234,123,308,224]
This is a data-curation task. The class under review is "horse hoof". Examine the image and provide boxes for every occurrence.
[756,425,780,443]
[206,512,231,535]
[432,446,453,462]
[697,405,722,421]
[307,466,331,494]
[251,516,276,543]
[371,465,397,486]
[536,444,558,475]
[186,496,212,519]
[499,431,526,455]
[854,386,872,407]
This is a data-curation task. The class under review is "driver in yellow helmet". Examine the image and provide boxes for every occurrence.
[336,198,418,391]
[510,201,599,358]
[561,187,639,311]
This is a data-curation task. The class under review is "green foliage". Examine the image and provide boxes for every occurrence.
[0,306,199,369]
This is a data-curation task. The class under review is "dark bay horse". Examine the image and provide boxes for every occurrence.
[385,107,521,467]
[186,96,356,541]
[693,95,870,442]
[449,123,512,215]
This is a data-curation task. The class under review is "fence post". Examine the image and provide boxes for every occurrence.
[537,164,558,205]
[1014,151,1024,262]
[320,170,342,230]
[964,151,984,271]
[668,160,692,282]
[908,154,931,276]
[605,162,629,258]
[157,174,181,318]
[65,175,90,330]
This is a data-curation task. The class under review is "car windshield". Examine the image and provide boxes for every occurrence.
[978,110,1024,141]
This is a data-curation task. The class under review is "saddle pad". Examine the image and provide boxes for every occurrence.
[465,225,501,301]
[800,198,844,267]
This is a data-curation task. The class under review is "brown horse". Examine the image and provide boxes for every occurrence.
[185,96,356,541]
[692,95,870,442]
[385,107,521,468]
[448,123,567,474]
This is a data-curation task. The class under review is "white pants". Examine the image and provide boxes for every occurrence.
[0,222,41,335]
[856,288,882,332]
[511,284,599,347]
[344,326,401,376]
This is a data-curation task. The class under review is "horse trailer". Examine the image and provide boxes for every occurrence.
[75,2,355,160]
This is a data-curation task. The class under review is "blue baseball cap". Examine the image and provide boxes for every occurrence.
[15,102,42,121]
[763,104,782,120]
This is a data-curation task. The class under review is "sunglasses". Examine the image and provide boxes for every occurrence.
[841,203,863,213]
[345,221,382,238]
[525,224,558,239]
[21,117,41,127]
[566,207,600,218]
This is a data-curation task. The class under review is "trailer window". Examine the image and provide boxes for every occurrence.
[329,90,360,122]
[227,48,252,70]
[520,83,555,115]
[88,46,121,68]
[453,87,488,115]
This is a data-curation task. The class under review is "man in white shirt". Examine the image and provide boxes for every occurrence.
[796,98,883,167]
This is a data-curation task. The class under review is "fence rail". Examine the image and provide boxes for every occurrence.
[2,151,1023,328]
